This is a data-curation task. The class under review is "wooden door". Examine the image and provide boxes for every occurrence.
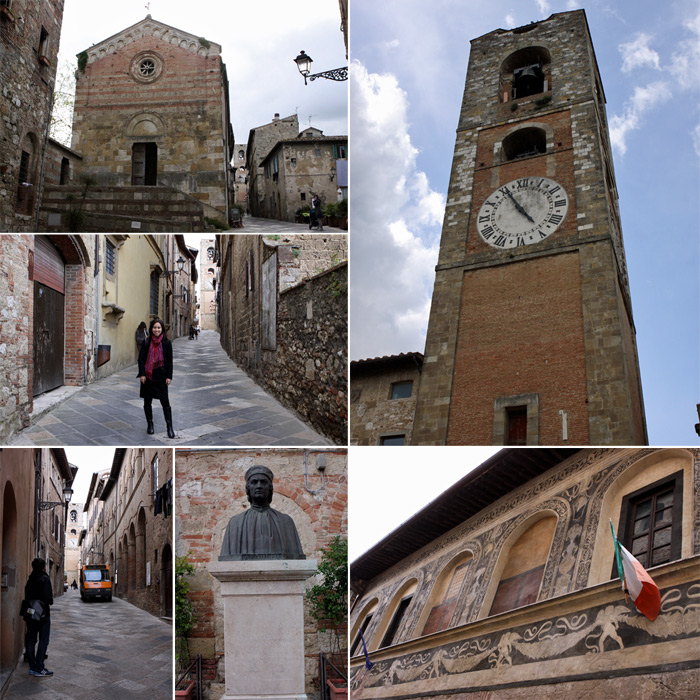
[33,283,65,395]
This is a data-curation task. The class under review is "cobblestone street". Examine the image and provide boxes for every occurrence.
[2,590,171,700]
[232,215,346,233]
[10,330,330,446]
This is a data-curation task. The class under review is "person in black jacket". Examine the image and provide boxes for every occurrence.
[24,557,53,677]
[138,318,175,438]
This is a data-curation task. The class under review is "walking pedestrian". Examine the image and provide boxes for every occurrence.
[138,318,175,438]
[22,557,53,677]
[135,321,148,354]
[312,194,323,231]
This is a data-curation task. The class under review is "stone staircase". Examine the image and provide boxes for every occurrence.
[39,185,216,232]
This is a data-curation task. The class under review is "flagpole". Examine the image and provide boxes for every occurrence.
[610,519,629,604]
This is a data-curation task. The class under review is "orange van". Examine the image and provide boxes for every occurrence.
[79,564,112,602]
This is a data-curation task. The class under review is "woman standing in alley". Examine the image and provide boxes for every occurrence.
[138,318,175,438]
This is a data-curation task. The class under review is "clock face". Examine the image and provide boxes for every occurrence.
[476,177,569,249]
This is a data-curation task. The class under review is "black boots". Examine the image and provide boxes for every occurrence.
[144,404,154,435]
[163,406,175,439]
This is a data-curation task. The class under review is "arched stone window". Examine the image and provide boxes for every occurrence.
[500,47,551,103]
[502,127,547,160]
[350,598,378,657]
[16,132,39,214]
[487,514,557,616]
[372,579,418,650]
[417,552,473,635]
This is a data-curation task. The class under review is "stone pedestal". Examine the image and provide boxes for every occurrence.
[209,559,317,700]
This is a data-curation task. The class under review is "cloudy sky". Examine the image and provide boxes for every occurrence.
[350,0,700,446]
[56,0,348,143]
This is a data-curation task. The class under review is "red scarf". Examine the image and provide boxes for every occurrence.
[145,334,165,380]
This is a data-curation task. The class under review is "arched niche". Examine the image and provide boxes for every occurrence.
[481,511,558,618]
[125,111,166,139]
[349,597,378,657]
[415,550,474,636]
[371,578,418,651]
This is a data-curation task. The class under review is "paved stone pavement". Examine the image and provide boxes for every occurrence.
[232,215,346,233]
[10,330,330,446]
[3,590,171,700]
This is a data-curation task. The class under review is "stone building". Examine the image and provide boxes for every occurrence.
[166,235,198,340]
[83,448,173,619]
[0,448,72,693]
[350,353,423,445]
[216,234,348,444]
[246,114,299,218]
[0,234,97,443]
[200,238,218,331]
[402,10,646,446]
[65,499,85,586]
[258,132,348,222]
[350,448,700,698]
[232,143,248,208]
[175,448,348,700]
[0,0,64,232]
[40,15,234,231]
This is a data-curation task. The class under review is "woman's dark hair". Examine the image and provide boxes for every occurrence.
[148,318,167,339]
[31,557,46,574]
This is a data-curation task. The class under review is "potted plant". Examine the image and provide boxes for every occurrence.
[175,555,196,699]
[335,198,348,230]
[306,536,348,700]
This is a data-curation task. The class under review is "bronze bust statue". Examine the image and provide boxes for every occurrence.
[219,465,305,561]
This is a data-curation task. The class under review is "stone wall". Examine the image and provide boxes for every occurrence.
[246,114,299,217]
[217,234,348,444]
[350,354,422,445]
[0,0,64,231]
[175,448,348,700]
[260,138,348,222]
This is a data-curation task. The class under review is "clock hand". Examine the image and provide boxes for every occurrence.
[504,189,535,223]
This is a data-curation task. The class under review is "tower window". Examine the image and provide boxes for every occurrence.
[500,47,551,103]
[350,613,373,656]
[38,27,49,59]
[380,595,413,648]
[502,127,546,160]
[380,435,405,446]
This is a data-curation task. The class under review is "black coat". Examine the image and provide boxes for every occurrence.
[138,337,173,402]
[24,571,53,618]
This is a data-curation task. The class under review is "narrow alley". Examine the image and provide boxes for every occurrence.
[10,331,330,446]
[233,216,346,233]
[2,590,171,700]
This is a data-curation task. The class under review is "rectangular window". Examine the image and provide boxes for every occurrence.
[332,144,347,159]
[616,471,683,571]
[38,27,49,59]
[150,271,159,315]
[300,193,306,201]
[151,455,159,497]
[381,595,413,648]
[105,240,116,275]
[380,435,405,446]
[390,381,413,400]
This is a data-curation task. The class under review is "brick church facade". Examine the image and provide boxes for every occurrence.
[40,15,234,231]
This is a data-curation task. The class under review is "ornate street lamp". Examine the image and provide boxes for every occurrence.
[40,484,74,511]
[294,50,348,85]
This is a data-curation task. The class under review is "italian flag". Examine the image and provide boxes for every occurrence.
[610,521,661,621]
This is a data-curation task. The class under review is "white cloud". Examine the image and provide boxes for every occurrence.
[609,81,672,154]
[536,0,551,17]
[350,61,444,360]
[505,14,516,28]
[384,39,400,50]
[566,0,579,9]
[619,33,661,73]
[668,8,700,92]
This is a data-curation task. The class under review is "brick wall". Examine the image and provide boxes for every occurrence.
[176,448,348,700]
[71,18,230,220]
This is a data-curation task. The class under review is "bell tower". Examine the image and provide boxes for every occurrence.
[411,10,647,446]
